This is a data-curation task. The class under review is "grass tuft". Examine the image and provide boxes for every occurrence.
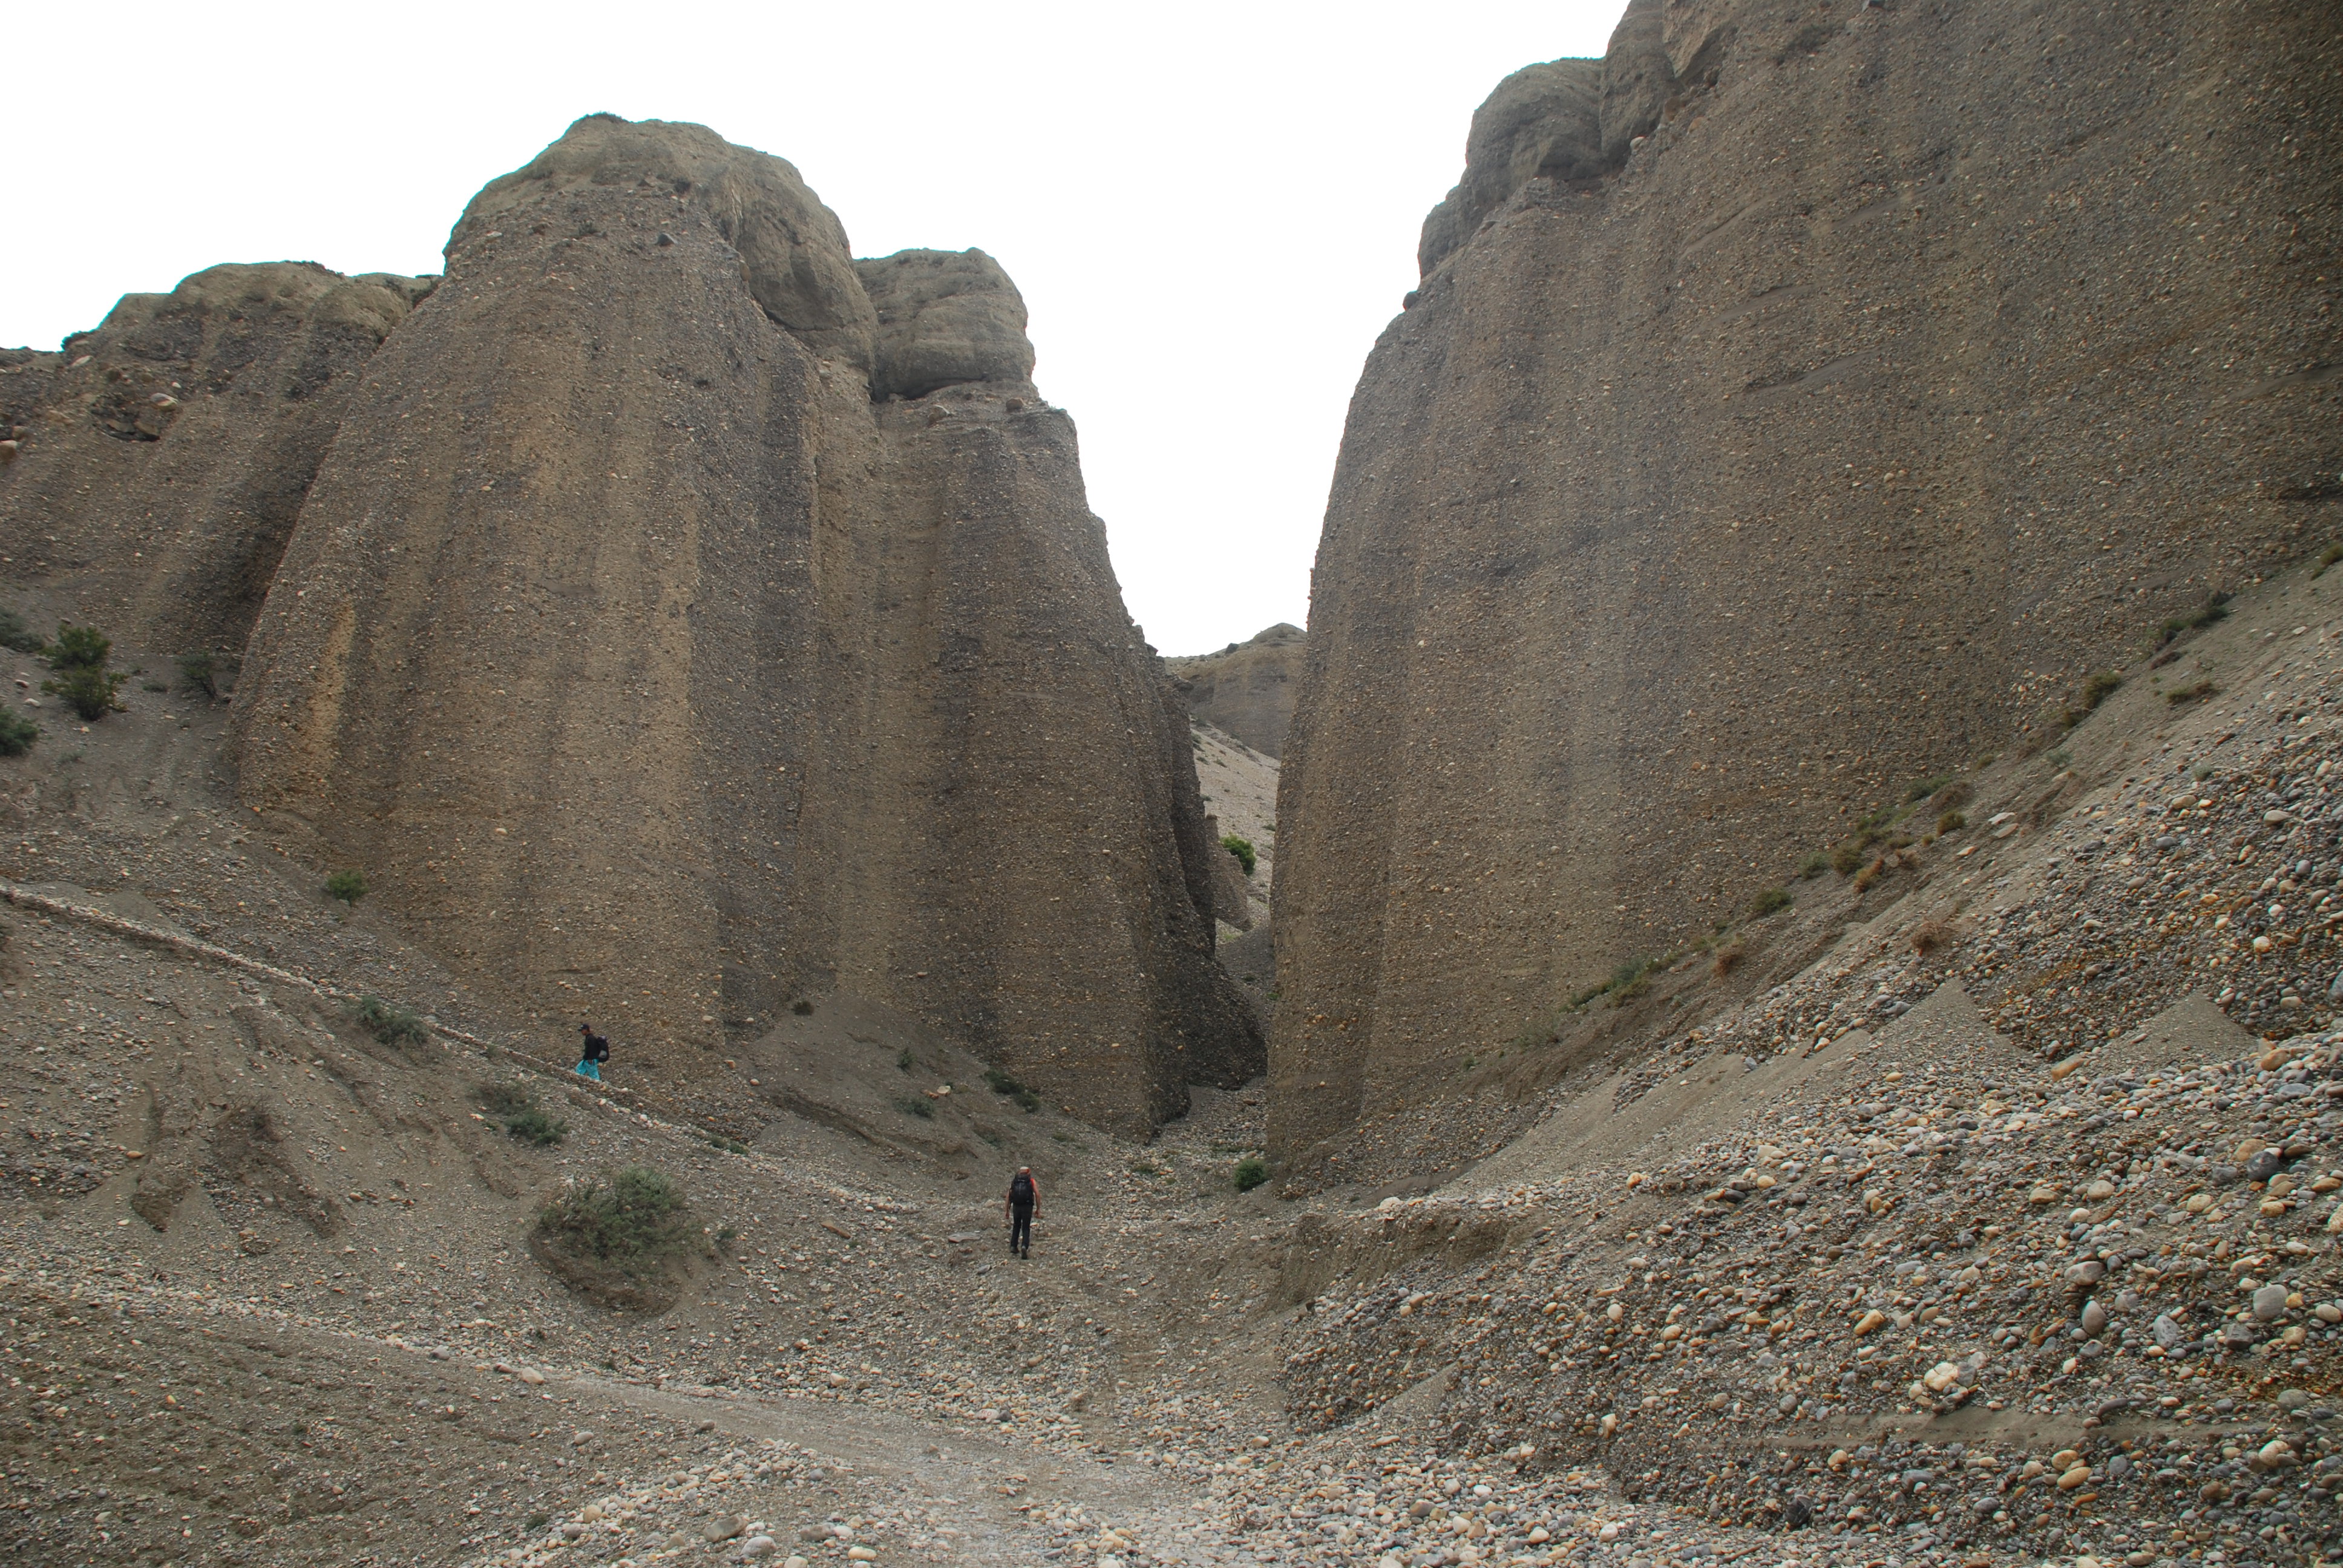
[1232,1154,1268,1192]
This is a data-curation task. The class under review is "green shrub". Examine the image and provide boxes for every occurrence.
[475,1080,570,1145]
[897,1048,913,1073]
[43,666,126,720]
[325,869,367,906]
[790,998,814,1016]
[1932,780,1972,809]
[506,1106,568,1146]
[0,609,46,655]
[1232,1154,1268,1192]
[2158,596,2232,646]
[1795,852,1828,880]
[894,1096,935,1120]
[2168,679,2218,706]
[0,710,36,758]
[2080,669,2123,710]
[1938,809,1966,834]
[177,652,220,699]
[1221,834,1257,877]
[351,993,428,1047]
[532,1166,698,1285]
[45,625,111,670]
[1750,886,1792,918]
[1830,841,1866,876]
[983,1065,1042,1112]
[1901,773,1953,805]
[2316,543,2343,580]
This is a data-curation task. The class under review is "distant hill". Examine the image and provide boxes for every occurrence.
[1167,623,1303,759]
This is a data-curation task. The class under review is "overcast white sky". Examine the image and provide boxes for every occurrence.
[4,1,1619,657]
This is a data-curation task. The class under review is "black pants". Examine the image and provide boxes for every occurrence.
[1009,1204,1033,1253]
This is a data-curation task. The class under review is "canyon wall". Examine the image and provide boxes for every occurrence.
[1167,622,1305,758]
[1271,0,2340,1174]
[0,113,1254,1131]
[0,264,428,656]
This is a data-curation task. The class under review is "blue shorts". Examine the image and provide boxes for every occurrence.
[575,1059,601,1080]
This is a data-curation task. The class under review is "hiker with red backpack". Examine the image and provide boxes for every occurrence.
[1006,1167,1038,1258]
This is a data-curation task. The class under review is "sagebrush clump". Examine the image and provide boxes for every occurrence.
[476,1081,568,1145]
[0,710,37,758]
[351,993,428,1047]
[531,1166,708,1311]
[1232,1154,1268,1192]
[41,624,128,720]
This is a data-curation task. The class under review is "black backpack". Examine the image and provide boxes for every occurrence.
[1009,1172,1035,1206]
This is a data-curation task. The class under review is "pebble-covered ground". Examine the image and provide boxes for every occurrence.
[1,570,2340,1568]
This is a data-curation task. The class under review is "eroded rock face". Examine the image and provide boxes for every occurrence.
[857,249,1037,402]
[0,263,427,658]
[1271,0,2340,1172]
[457,113,876,370]
[232,115,1256,1130]
[1168,623,1303,759]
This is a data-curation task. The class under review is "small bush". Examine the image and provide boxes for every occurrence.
[45,625,111,670]
[2157,596,2232,646]
[508,1106,569,1146]
[0,710,36,758]
[1910,915,1959,956]
[531,1166,704,1311]
[177,652,220,699]
[43,665,126,720]
[1830,841,1866,877]
[1232,1155,1268,1192]
[477,1077,572,1145]
[352,993,428,1047]
[2316,543,2343,580]
[704,1132,750,1155]
[1795,852,1829,880]
[2080,669,2123,710]
[790,998,814,1016]
[1221,834,1257,877]
[1937,809,1966,834]
[894,1096,935,1120]
[325,868,367,906]
[0,609,46,655]
[1901,773,1954,805]
[2168,679,2218,706]
[1931,780,1972,811]
[983,1066,1043,1112]
[1711,942,1746,978]
[896,1048,913,1073]
[1750,886,1792,919]
[1852,858,1884,893]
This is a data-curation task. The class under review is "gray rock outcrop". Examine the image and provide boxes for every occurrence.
[858,249,1037,402]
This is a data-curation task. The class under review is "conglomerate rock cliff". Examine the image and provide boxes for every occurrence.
[1167,622,1305,759]
[0,113,1256,1131]
[0,264,428,656]
[1270,0,2340,1174]
[224,114,1259,1129]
